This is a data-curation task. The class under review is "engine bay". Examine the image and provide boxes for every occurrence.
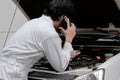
[29,30,120,80]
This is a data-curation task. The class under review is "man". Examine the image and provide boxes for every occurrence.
[0,0,80,80]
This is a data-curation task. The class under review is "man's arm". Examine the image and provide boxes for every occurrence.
[42,35,73,72]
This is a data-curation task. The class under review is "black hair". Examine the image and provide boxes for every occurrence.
[43,0,74,20]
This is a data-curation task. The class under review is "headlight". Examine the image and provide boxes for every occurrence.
[74,69,104,80]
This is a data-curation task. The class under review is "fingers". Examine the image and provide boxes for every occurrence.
[59,27,65,33]
[75,50,81,55]
[71,23,76,30]
[64,16,76,30]
[74,50,81,56]
[70,50,80,58]
[59,22,76,33]
[66,18,70,28]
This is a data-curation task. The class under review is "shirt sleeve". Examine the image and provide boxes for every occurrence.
[42,35,73,72]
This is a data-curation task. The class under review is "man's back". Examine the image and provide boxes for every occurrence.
[0,15,58,70]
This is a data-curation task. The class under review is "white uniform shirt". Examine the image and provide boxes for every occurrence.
[0,15,73,80]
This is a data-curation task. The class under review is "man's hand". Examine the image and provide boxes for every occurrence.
[70,50,80,59]
[59,18,76,43]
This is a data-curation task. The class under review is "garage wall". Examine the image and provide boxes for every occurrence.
[0,0,28,50]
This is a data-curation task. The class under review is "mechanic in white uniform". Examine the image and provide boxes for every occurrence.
[0,0,80,80]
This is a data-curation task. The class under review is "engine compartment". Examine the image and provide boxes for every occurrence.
[30,30,120,72]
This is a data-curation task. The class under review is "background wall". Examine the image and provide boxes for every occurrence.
[0,0,28,50]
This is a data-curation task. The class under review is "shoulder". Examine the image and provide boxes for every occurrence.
[31,18,58,40]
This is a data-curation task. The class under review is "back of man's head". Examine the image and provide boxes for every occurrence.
[43,0,74,21]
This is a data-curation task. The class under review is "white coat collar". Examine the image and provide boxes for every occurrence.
[40,14,53,25]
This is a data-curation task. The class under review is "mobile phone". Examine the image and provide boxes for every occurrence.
[61,16,69,29]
